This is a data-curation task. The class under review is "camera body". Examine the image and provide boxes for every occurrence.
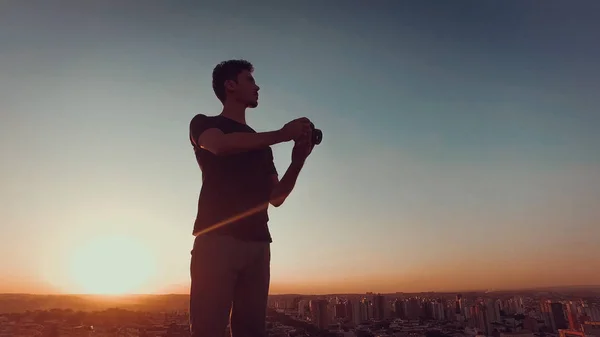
[309,122,323,145]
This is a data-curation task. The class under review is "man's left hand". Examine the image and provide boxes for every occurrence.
[291,133,313,165]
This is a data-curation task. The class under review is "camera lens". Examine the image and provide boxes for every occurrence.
[309,122,322,145]
[312,129,323,145]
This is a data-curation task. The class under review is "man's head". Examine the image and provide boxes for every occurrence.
[212,59,260,108]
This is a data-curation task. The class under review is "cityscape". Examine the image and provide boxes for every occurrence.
[2,1,600,337]
[1,287,599,337]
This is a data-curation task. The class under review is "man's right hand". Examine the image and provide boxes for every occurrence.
[280,117,312,142]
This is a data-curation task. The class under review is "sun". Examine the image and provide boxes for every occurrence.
[68,235,157,295]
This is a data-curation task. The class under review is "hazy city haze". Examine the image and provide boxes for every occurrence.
[1,1,599,295]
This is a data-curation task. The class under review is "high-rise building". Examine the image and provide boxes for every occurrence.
[422,301,434,320]
[428,300,445,321]
[344,300,355,325]
[565,301,582,331]
[445,305,457,322]
[392,299,406,319]
[407,298,421,320]
[486,299,501,324]
[456,294,463,314]
[469,304,486,334]
[541,301,555,331]
[541,301,569,332]
[348,299,362,326]
[298,299,310,319]
[359,298,370,322]
[505,297,524,315]
[552,303,570,331]
[460,298,472,321]
[334,302,346,319]
[481,302,493,336]
[515,297,525,314]
[372,294,386,321]
[495,299,504,317]
[309,299,329,330]
[326,300,336,324]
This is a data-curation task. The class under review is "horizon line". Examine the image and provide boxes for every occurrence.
[1,284,599,297]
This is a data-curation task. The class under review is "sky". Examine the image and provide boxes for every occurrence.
[1,0,599,295]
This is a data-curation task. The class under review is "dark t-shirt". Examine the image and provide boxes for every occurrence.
[189,114,277,242]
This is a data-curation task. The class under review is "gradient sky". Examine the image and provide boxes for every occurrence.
[1,1,599,295]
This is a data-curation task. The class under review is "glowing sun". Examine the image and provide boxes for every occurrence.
[68,235,156,295]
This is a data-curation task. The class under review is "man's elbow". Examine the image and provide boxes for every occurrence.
[269,195,285,208]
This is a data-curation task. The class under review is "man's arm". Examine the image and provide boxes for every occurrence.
[198,128,287,156]
[269,132,313,207]
[194,116,312,156]
[269,161,304,207]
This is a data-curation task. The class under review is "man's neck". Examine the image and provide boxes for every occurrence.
[220,101,247,125]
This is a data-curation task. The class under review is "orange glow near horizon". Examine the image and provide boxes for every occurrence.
[41,235,158,296]
[10,229,600,296]
[7,223,599,296]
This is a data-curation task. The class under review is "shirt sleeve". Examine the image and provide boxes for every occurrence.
[189,114,212,147]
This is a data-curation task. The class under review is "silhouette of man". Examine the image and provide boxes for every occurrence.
[188,59,314,337]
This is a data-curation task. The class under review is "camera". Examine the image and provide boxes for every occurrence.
[309,122,323,145]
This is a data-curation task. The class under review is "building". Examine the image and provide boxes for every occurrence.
[565,301,582,331]
[334,302,346,320]
[347,299,362,326]
[298,299,310,319]
[372,294,386,321]
[583,321,600,337]
[407,298,421,320]
[553,303,570,331]
[541,301,569,332]
[358,298,370,322]
[583,305,600,322]
[309,299,329,330]
[392,299,406,319]
[456,294,463,314]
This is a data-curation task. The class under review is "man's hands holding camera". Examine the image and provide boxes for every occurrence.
[280,117,316,165]
[280,117,312,142]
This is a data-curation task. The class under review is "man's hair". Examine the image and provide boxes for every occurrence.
[212,59,254,103]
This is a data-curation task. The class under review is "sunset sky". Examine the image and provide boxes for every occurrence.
[1,1,599,295]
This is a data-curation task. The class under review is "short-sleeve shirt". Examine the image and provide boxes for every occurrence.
[189,114,277,242]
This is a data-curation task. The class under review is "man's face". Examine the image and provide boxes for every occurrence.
[227,70,260,108]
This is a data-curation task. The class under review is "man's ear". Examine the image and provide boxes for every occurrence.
[224,79,237,92]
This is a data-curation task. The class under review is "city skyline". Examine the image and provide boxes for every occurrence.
[1,291,600,336]
[1,0,600,296]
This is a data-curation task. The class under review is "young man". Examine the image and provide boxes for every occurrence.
[188,59,314,337]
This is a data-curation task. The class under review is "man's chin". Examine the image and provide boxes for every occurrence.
[247,101,258,109]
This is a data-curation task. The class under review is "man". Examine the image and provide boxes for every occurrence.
[188,59,314,337]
